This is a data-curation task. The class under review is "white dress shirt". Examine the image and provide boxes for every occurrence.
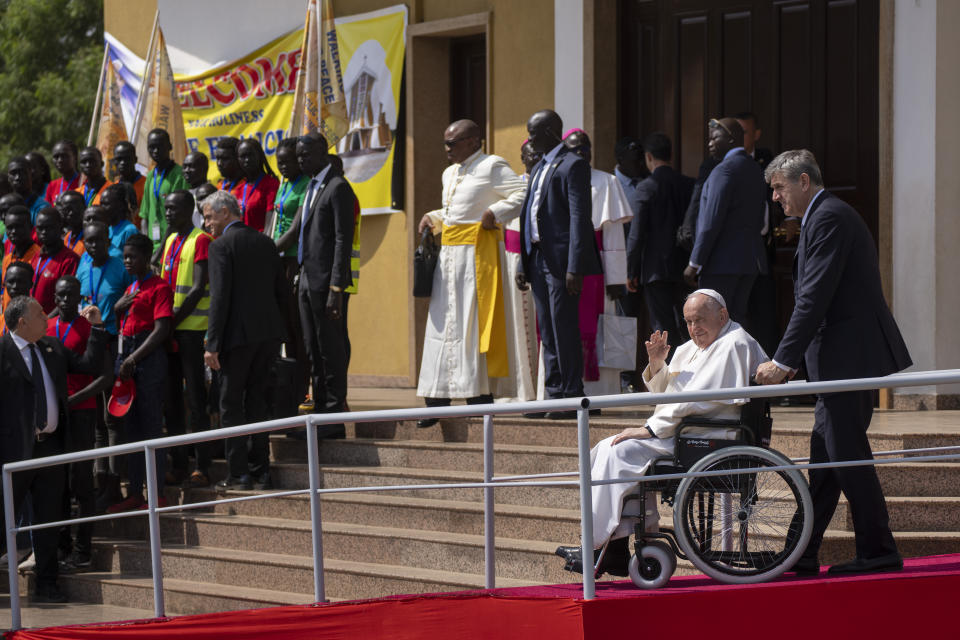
[526,142,565,245]
[11,332,59,435]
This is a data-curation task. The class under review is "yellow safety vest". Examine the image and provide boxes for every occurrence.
[161,228,211,331]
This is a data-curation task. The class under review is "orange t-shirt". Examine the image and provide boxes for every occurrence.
[0,243,41,334]
[64,230,85,257]
[80,179,114,207]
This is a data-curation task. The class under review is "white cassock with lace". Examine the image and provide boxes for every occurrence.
[590,319,768,546]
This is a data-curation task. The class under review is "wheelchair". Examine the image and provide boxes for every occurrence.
[595,396,813,589]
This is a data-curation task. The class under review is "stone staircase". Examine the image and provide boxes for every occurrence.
[6,408,960,615]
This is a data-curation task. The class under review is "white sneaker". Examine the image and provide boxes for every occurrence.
[18,552,35,571]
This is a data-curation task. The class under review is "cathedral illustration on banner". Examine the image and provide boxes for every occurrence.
[338,55,393,158]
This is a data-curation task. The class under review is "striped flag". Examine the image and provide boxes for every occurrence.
[289,0,348,148]
[96,54,129,181]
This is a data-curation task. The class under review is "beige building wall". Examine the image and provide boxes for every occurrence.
[106,0,559,387]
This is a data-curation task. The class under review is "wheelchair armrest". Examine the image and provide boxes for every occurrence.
[676,421,755,446]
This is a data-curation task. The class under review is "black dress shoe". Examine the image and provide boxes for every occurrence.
[522,412,547,419]
[555,545,580,560]
[546,410,577,420]
[216,475,253,491]
[417,418,440,428]
[827,553,903,575]
[33,583,68,603]
[791,557,821,576]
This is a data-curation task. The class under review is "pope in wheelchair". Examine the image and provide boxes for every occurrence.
[557,289,779,584]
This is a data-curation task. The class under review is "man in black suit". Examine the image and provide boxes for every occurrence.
[683,117,767,324]
[517,109,601,416]
[0,296,106,602]
[292,132,356,434]
[756,149,912,575]
[202,191,287,491]
[626,132,694,351]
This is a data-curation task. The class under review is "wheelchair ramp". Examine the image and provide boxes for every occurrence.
[8,553,958,639]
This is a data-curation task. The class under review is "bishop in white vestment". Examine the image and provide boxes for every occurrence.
[417,121,526,410]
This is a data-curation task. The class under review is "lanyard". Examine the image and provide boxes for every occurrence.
[220,178,237,192]
[89,264,108,305]
[32,255,53,295]
[83,183,97,206]
[55,317,76,343]
[240,175,263,213]
[165,234,188,284]
[58,173,79,198]
[65,231,81,251]
[120,279,142,335]
[275,176,306,235]
[153,166,170,201]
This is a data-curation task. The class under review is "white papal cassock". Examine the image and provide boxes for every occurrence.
[590,319,767,546]
[417,149,526,399]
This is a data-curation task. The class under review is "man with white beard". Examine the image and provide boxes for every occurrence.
[556,289,767,576]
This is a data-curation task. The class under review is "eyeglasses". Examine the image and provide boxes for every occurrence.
[708,118,733,139]
[443,136,476,149]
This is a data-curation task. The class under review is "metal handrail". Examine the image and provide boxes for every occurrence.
[4,368,960,629]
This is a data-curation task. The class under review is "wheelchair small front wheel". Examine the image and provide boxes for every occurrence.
[628,541,675,589]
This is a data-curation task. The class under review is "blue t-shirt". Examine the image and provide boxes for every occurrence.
[26,194,52,224]
[109,220,138,256]
[77,253,134,335]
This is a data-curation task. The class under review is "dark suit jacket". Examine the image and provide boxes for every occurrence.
[206,222,286,353]
[0,328,106,466]
[677,156,719,251]
[689,149,767,275]
[753,147,784,270]
[626,165,695,283]
[518,147,602,279]
[773,191,912,381]
[300,173,357,292]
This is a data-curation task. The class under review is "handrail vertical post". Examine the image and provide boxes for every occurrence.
[577,406,596,600]
[305,415,327,603]
[144,444,165,618]
[483,413,495,589]
[4,466,21,630]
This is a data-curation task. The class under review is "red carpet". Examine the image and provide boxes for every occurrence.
[8,554,959,639]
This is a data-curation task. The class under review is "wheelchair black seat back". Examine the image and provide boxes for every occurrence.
[674,395,772,468]
[610,395,812,589]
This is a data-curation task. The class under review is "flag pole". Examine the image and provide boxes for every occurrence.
[132,10,160,143]
[86,43,109,147]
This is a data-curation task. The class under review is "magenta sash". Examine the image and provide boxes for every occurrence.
[578,230,605,381]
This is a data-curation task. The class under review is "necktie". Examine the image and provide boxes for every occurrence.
[298,178,320,265]
[29,344,47,430]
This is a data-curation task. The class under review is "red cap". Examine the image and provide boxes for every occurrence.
[107,378,136,417]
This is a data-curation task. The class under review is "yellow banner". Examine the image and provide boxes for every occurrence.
[173,4,406,214]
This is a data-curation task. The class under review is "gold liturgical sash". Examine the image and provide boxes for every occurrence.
[441,222,508,378]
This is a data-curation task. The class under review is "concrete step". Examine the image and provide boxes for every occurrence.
[90,517,580,586]
[66,544,532,606]
[31,572,314,615]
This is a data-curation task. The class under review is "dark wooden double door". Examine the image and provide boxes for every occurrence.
[619,0,879,331]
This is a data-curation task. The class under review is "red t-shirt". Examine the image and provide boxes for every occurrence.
[160,231,212,288]
[238,174,279,233]
[32,246,80,314]
[46,314,96,410]
[120,275,174,337]
[45,174,81,205]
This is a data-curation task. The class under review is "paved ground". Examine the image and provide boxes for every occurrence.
[0,593,153,632]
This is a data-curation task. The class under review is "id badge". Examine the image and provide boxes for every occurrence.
[151,223,161,241]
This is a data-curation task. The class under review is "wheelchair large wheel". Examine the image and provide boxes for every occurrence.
[672,446,812,584]
[628,541,676,589]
